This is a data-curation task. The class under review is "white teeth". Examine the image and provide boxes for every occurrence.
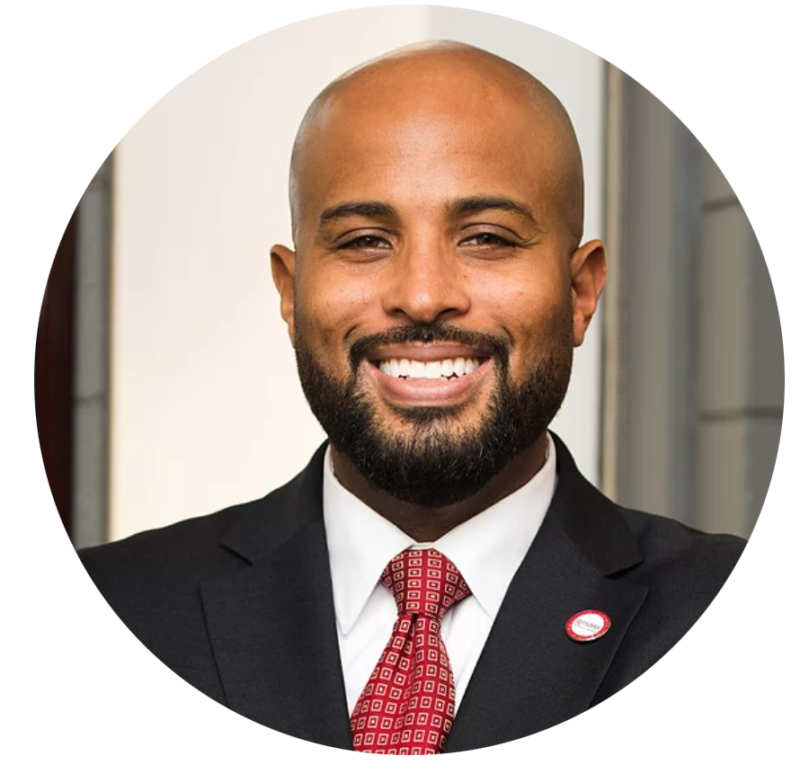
[425,361,443,379]
[377,357,482,380]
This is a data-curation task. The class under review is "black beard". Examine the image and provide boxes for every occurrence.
[294,322,573,508]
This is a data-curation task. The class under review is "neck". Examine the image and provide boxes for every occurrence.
[330,433,549,542]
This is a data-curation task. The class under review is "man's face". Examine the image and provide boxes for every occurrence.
[272,62,605,507]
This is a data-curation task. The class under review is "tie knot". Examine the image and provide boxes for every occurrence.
[381,548,470,621]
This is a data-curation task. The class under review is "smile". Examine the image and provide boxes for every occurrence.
[376,357,482,380]
[363,344,494,407]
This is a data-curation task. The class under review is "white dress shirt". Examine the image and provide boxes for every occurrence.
[322,433,558,714]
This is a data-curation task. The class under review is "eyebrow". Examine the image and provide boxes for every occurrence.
[449,196,539,228]
[319,201,398,226]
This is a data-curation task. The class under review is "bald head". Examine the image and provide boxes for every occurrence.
[289,41,585,246]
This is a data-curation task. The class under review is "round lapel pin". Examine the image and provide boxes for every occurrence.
[566,610,611,642]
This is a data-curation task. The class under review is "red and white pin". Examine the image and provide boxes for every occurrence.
[566,610,611,642]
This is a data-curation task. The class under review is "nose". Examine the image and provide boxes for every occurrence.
[381,239,471,324]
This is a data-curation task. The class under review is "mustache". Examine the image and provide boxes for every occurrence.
[348,324,510,373]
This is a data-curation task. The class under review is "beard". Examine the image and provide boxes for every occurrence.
[294,318,573,508]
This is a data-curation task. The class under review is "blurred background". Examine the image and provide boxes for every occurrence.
[34,6,783,547]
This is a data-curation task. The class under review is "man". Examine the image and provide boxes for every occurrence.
[80,42,745,753]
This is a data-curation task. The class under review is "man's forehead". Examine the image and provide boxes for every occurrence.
[306,100,549,183]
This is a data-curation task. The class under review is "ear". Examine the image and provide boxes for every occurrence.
[270,244,297,346]
[569,239,607,347]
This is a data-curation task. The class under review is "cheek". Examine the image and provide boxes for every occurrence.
[474,266,571,373]
[295,264,378,363]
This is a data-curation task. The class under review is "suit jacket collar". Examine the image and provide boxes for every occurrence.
[200,434,647,751]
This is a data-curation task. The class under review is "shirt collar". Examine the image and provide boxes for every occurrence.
[323,433,558,635]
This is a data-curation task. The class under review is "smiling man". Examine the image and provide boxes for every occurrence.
[273,41,597,542]
[80,42,745,754]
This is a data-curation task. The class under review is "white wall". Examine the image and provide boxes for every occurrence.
[110,7,605,541]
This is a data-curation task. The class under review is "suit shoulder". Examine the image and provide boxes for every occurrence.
[622,509,747,596]
[593,507,747,702]
[78,483,291,585]
[80,501,241,576]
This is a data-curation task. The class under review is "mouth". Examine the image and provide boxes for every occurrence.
[362,343,494,406]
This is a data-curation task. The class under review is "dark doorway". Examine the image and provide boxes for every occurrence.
[35,213,76,537]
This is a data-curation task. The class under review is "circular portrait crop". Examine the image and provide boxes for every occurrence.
[34,4,784,755]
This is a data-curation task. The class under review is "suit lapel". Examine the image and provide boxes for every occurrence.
[199,445,353,749]
[445,435,648,751]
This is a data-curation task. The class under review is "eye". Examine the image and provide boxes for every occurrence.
[337,234,392,250]
[460,232,517,248]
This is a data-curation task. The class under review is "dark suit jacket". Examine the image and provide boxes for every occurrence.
[79,433,745,751]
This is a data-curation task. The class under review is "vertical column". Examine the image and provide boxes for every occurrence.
[72,156,112,547]
[695,156,783,536]
[600,65,625,501]
[610,72,701,526]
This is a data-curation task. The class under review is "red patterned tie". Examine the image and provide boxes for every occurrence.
[350,548,471,755]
